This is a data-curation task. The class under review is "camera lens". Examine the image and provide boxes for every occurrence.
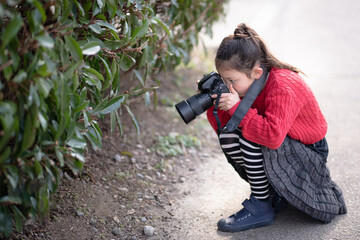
[175,100,196,124]
[175,92,213,124]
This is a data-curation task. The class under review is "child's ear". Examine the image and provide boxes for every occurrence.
[252,66,263,79]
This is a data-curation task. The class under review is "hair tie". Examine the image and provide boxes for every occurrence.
[234,32,249,39]
[234,25,251,39]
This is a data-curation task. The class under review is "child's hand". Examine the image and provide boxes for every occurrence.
[211,84,240,111]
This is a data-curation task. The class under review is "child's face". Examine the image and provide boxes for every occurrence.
[219,69,255,97]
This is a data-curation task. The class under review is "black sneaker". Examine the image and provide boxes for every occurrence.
[217,195,275,232]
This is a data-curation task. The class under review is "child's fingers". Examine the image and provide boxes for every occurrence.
[229,84,237,94]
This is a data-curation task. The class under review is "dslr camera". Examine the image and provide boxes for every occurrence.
[175,72,229,124]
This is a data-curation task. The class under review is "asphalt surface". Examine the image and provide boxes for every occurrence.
[172,0,360,239]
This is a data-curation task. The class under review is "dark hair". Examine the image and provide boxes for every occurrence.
[215,23,303,76]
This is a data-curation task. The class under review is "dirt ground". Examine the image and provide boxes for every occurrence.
[9,55,220,240]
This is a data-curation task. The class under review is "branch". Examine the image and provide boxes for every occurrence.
[0,59,13,72]
[153,21,175,55]
[154,35,168,55]
[111,39,149,53]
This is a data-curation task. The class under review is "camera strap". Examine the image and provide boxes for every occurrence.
[214,67,269,134]
[213,89,223,134]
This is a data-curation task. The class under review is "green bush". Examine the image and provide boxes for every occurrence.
[0,0,227,237]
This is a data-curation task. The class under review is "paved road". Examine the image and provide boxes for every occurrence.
[171,0,360,239]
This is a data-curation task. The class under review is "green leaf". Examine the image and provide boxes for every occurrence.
[36,77,53,98]
[36,64,51,78]
[139,46,149,68]
[85,125,102,150]
[2,13,23,47]
[0,206,13,238]
[152,17,170,36]
[144,92,150,106]
[74,101,90,113]
[96,20,117,32]
[73,73,80,91]
[0,196,22,204]
[48,166,60,192]
[0,121,16,152]
[85,74,101,90]
[83,111,90,127]
[99,96,125,115]
[64,61,82,79]
[119,55,135,71]
[34,160,43,177]
[89,23,103,34]
[33,0,46,23]
[110,110,122,134]
[38,185,49,215]
[96,13,107,21]
[131,19,149,44]
[30,196,37,209]
[75,0,85,16]
[115,110,123,135]
[11,206,26,233]
[59,41,70,66]
[91,96,108,114]
[38,111,47,130]
[97,0,105,9]
[134,70,144,86]
[4,165,19,189]
[64,36,83,62]
[13,70,27,83]
[98,56,112,81]
[55,147,64,167]
[67,137,87,149]
[65,121,76,142]
[21,111,36,152]
[92,1,101,16]
[73,158,84,170]
[125,105,140,135]
[10,50,20,71]
[80,87,87,102]
[28,84,41,108]
[36,35,55,48]
[82,42,101,55]
[92,122,102,138]
[106,1,117,18]
[55,77,70,140]
[83,67,104,82]
[60,0,72,23]
[123,20,130,36]
[0,101,17,130]
[0,147,11,164]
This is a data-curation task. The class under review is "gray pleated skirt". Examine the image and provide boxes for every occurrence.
[261,136,347,223]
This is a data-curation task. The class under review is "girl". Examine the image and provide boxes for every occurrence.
[206,23,347,232]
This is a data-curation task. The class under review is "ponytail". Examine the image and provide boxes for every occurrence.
[215,23,304,76]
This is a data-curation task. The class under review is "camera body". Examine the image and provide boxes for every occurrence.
[197,71,229,95]
[175,72,229,124]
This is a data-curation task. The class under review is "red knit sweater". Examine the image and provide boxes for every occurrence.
[206,68,327,149]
